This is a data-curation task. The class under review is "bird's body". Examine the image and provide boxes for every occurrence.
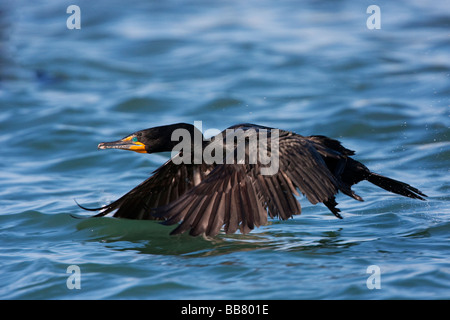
[80,123,426,237]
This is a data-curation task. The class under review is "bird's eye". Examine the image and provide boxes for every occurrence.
[132,137,138,142]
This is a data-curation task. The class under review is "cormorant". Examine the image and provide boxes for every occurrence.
[80,123,427,237]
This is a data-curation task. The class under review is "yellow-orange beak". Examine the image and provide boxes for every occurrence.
[97,135,147,154]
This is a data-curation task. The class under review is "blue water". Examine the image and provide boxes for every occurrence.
[1,0,449,300]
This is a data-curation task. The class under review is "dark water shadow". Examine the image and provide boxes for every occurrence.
[73,214,361,257]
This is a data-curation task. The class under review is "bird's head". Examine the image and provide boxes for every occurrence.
[97,123,202,154]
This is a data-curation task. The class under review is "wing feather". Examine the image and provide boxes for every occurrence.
[80,159,214,220]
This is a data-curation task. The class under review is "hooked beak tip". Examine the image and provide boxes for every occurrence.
[97,143,106,150]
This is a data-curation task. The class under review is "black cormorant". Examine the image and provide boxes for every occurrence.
[79,123,427,237]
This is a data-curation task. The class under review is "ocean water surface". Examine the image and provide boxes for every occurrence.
[0,0,449,300]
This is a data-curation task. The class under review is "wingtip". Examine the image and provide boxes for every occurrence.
[74,199,98,211]
[415,193,428,201]
[74,199,113,218]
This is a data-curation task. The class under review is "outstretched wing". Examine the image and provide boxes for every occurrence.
[153,164,269,236]
[153,132,342,236]
[79,157,214,220]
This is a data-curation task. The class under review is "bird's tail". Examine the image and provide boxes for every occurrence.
[367,173,427,200]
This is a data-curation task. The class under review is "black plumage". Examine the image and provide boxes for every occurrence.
[80,123,427,237]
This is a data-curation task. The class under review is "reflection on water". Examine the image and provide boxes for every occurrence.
[75,214,374,258]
